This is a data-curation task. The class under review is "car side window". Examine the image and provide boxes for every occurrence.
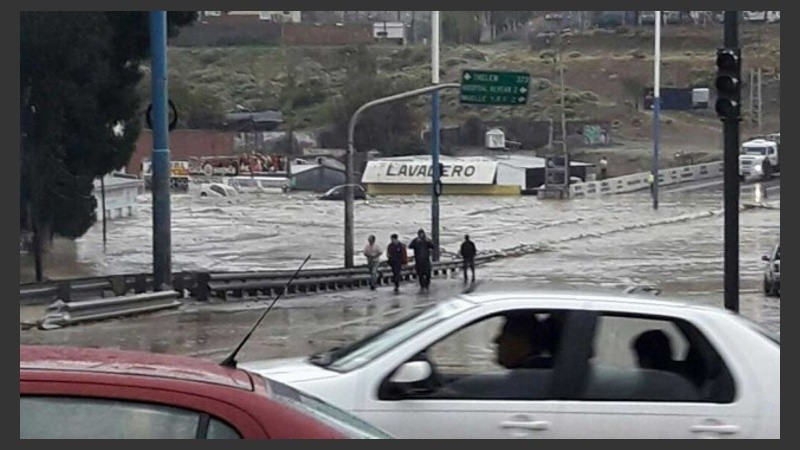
[20,396,241,439]
[578,314,736,403]
[206,418,242,439]
[381,310,569,401]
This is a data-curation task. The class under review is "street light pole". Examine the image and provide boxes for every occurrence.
[431,11,442,261]
[150,11,172,289]
[652,10,662,211]
[344,83,461,268]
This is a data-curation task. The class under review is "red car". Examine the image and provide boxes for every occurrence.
[20,345,391,439]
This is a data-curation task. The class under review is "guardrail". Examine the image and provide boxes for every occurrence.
[570,161,724,198]
[21,272,197,306]
[198,255,496,301]
[40,291,182,329]
[21,255,498,305]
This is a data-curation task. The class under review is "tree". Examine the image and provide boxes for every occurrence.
[321,45,420,155]
[442,11,482,44]
[20,12,195,280]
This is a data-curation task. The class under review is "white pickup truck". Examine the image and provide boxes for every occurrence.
[739,137,779,181]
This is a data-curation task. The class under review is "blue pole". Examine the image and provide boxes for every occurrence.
[150,11,171,288]
[652,11,661,211]
[653,96,660,210]
[431,91,441,261]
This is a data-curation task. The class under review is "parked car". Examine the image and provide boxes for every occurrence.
[763,242,780,297]
[244,290,780,439]
[20,345,392,439]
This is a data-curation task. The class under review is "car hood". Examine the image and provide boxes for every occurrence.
[240,357,339,384]
[740,154,766,162]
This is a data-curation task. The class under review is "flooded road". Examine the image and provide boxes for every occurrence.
[20,184,780,364]
[20,180,777,278]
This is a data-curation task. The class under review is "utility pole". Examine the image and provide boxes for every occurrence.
[757,67,763,133]
[559,46,569,193]
[150,11,172,290]
[431,10,441,261]
[652,10,662,210]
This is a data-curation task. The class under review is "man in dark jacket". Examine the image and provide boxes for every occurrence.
[459,235,477,284]
[409,229,435,290]
[386,234,408,293]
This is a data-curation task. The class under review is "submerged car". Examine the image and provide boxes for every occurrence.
[244,290,780,439]
[319,185,367,201]
[20,345,392,439]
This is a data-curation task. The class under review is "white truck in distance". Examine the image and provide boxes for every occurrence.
[739,137,779,181]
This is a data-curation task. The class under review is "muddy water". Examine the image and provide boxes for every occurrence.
[20,186,780,364]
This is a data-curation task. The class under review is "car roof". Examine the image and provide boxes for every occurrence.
[456,289,729,315]
[20,345,253,391]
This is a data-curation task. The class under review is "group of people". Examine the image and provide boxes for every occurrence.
[362,230,478,293]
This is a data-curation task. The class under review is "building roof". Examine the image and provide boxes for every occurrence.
[374,154,594,168]
[225,110,284,124]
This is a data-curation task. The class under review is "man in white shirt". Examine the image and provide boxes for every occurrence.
[363,235,383,290]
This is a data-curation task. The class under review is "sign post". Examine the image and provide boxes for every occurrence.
[460,70,531,106]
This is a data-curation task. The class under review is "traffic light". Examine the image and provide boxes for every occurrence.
[715,48,741,120]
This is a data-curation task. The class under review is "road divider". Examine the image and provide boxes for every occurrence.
[571,161,724,197]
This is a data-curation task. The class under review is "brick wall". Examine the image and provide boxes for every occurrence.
[283,23,372,46]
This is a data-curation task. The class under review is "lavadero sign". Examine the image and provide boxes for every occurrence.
[362,160,498,185]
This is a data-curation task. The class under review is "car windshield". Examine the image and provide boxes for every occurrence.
[311,298,474,373]
[263,378,392,439]
[744,147,769,155]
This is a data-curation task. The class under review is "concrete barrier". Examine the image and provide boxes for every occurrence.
[570,161,724,198]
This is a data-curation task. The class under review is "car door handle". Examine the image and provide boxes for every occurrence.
[690,424,740,435]
[500,420,551,431]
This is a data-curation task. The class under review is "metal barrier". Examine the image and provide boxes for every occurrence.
[200,256,496,301]
[39,291,182,329]
[570,161,724,198]
[21,256,498,305]
[20,272,197,306]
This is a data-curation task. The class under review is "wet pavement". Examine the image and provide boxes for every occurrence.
[20,182,780,364]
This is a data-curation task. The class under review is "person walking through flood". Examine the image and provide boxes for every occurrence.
[599,157,609,180]
[459,235,477,284]
[647,171,656,196]
[386,234,408,293]
[363,235,383,290]
[409,229,435,290]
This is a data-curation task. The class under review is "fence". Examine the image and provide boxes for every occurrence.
[570,161,724,197]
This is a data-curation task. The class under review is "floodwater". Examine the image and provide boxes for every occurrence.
[20,181,780,364]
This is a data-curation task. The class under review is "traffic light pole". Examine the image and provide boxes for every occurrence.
[723,11,740,314]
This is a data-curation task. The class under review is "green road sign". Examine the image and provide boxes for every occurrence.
[459,70,531,106]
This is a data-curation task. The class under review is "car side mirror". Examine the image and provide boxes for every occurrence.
[390,361,432,384]
[379,361,434,401]
[762,255,771,262]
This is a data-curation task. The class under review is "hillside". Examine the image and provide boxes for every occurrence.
[163,23,780,173]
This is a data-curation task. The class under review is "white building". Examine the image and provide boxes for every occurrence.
[361,155,593,196]
[201,11,302,23]
[93,174,143,220]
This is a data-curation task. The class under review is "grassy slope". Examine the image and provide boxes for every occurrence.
[166,24,779,173]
